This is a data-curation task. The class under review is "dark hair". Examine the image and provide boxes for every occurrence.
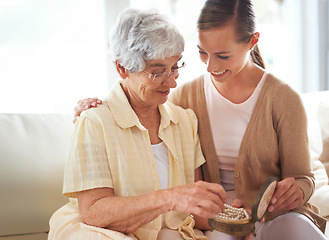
[197,0,265,69]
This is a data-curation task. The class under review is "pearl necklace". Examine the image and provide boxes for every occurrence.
[216,204,251,221]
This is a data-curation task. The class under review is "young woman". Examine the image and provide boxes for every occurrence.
[75,1,327,239]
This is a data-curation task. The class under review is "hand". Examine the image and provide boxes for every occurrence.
[267,177,303,212]
[73,97,102,123]
[231,198,249,209]
[170,181,226,219]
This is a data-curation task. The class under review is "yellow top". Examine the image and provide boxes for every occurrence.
[61,80,205,239]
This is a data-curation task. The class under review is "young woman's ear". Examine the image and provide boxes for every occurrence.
[250,32,260,49]
[115,61,128,79]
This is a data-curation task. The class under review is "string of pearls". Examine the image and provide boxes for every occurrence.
[216,204,251,221]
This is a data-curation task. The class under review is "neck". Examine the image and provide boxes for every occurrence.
[120,81,159,120]
[211,62,264,104]
[213,62,263,90]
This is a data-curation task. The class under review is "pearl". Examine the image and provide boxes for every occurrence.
[216,204,251,221]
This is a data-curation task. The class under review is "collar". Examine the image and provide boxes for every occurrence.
[105,80,179,130]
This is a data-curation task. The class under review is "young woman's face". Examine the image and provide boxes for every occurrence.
[197,22,252,83]
[125,55,181,107]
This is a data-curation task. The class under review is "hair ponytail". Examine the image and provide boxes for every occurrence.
[250,44,265,69]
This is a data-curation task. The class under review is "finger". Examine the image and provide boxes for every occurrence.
[73,116,79,124]
[189,205,218,219]
[78,98,99,106]
[270,178,293,205]
[259,216,265,223]
[231,199,244,208]
[192,183,225,213]
[93,97,102,104]
[273,184,295,206]
[198,181,226,204]
[193,198,222,218]
[273,190,302,211]
[74,105,86,118]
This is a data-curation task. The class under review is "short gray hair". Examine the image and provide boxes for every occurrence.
[109,8,185,73]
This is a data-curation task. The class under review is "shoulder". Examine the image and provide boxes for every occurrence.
[263,73,306,120]
[164,101,198,130]
[79,103,112,127]
[264,73,302,104]
[265,74,299,96]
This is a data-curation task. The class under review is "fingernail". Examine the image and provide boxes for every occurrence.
[91,102,96,107]
[271,198,277,204]
[268,205,274,212]
[97,100,102,103]
[85,105,89,109]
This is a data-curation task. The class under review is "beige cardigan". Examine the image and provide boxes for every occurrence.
[169,73,326,232]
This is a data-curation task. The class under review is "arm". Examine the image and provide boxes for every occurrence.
[268,86,314,213]
[77,180,226,234]
[77,187,170,233]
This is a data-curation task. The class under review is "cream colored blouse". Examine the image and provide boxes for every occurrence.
[56,80,205,239]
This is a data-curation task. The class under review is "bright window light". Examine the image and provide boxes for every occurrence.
[0,0,109,113]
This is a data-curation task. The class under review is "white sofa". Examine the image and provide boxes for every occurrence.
[0,91,328,239]
[0,114,72,240]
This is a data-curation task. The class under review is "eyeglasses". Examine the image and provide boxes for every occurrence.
[142,62,186,82]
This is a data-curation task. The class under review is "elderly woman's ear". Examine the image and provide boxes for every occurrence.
[116,61,128,79]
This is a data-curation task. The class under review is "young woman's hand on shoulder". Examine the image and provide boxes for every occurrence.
[73,97,102,123]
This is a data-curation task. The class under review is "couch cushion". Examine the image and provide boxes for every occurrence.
[302,91,329,217]
[0,114,73,236]
[0,233,48,240]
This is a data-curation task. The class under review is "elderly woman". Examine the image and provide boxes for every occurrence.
[48,8,226,240]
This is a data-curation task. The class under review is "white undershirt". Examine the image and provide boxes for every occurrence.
[204,72,267,203]
[151,142,169,190]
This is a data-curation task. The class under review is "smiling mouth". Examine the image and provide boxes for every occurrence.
[158,89,170,95]
[212,69,228,75]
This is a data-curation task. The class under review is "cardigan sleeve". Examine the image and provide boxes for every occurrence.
[275,85,315,205]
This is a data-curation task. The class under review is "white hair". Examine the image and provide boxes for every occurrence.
[109,8,185,73]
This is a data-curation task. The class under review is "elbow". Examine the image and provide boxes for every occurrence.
[80,210,108,228]
[124,225,141,234]
[80,210,138,234]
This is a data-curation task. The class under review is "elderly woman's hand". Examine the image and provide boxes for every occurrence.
[267,177,304,213]
[73,97,102,123]
[170,181,226,219]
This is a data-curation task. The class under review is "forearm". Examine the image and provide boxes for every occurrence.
[80,189,171,233]
[79,181,226,233]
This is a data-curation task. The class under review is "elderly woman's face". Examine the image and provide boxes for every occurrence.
[126,55,181,107]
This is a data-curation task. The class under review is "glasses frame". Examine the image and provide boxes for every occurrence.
[142,62,186,83]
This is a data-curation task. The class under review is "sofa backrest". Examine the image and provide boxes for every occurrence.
[0,114,73,236]
[302,91,329,217]
[302,91,329,176]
